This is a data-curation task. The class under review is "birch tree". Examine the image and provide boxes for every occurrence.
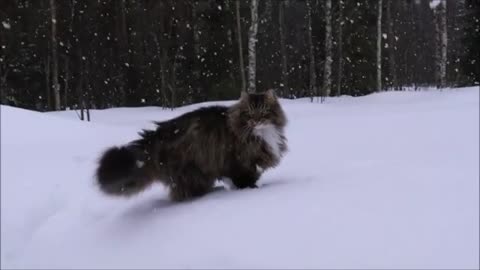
[306,0,316,101]
[279,0,288,97]
[376,0,383,92]
[235,0,246,93]
[386,0,397,90]
[322,0,332,102]
[50,0,61,110]
[431,0,447,88]
[2,0,475,110]
[247,0,259,93]
[438,0,447,88]
[336,0,344,96]
[192,1,203,99]
[117,0,129,104]
[45,51,51,109]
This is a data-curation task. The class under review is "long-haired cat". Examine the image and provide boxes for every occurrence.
[95,89,288,201]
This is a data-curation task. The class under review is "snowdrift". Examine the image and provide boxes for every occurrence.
[1,88,478,269]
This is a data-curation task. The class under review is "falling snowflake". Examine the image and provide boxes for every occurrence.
[2,21,11,29]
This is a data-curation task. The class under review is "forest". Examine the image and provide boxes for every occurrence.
[0,0,479,112]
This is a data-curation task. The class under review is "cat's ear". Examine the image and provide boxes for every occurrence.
[240,91,249,101]
[265,89,276,103]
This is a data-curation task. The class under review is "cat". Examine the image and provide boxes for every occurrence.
[95,89,288,201]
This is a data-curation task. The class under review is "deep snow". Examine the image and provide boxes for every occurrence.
[1,88,479,269]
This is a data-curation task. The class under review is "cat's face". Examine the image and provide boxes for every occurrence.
[236,89,286,129]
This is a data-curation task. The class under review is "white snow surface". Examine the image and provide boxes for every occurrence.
[1,87,479,269]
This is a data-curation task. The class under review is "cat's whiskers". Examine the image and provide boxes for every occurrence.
[238,125,252,141]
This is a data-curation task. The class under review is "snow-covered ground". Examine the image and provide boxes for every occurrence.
[1,87,479,269]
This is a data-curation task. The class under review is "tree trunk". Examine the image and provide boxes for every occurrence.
[50,0,61,110]
[336,0,344,96]
[439,0,447,88]
[86,100,90,121]
[279,0,288,97]
[192,0,201,102]
[76,64,84,121]
[118,0,129,104]
[63,57,69,108]
[386,0,397,90]
[155,36,169,108]
[247,0,259,93]
[376,0,383,92]
[235,0,246,93]
[84,60,91,121]
[306,0,316,102]
[433,8,440,87]
[45,53,51,110]
[322,0,332,102]
[169,45,182,109]
[0,64,8,104]
[264,0,273,21]
[160,49,168,107]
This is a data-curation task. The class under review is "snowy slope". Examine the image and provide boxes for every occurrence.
[1,88,479,269]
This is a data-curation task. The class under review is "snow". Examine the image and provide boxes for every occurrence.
[1,87,479,269]
[430,0,441,9]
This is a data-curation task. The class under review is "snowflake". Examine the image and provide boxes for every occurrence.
[2,21,11,29]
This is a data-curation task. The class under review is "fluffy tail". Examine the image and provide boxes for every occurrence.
[95,142,154,197]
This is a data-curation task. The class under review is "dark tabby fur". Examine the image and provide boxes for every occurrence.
[95,89,288,201]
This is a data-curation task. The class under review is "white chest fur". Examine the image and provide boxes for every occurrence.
[253,124,282,160]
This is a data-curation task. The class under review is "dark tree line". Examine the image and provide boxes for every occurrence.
[0,0,479,112]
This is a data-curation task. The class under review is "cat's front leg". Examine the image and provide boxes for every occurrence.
[230,167,260,189]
